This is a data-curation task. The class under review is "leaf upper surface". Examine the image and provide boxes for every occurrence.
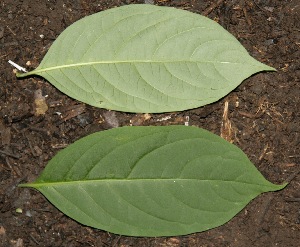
[21,126,286,236]
[17,5,274,113]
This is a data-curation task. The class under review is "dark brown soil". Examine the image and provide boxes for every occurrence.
[1,0,299,246]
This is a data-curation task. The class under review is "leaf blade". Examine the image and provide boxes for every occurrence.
[17,5,275,113]
[20,126,286,236]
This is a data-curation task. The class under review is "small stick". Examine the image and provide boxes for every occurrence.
[6,25,16,36]
[257,194,273,225]
[0,149,20,159]
[258,144,269,161]
[0,41,19,48]
[284,168,300,183]
[243,7,252,26]
[28,126,50,136]
[29,234,40,245]
[256,169,299,226]
[285,198,300,202]
[202,0,225,16]
[112,236,121,247]
[8,60,27,72]
[221,101,233,142]
[5,156,21,176]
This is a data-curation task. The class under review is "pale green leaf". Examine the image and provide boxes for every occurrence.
[20,126,286,237]
[17,4,274,113]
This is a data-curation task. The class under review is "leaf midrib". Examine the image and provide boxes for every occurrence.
[19,59,240,77]
[22,178,273,189]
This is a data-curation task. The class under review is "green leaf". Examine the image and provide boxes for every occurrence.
[17,5,274,113]
[20,126,286,237]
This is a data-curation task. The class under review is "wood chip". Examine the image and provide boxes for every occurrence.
[34,89,48,116]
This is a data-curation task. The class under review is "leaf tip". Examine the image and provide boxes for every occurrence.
[270,182,288,192]
[280,182,289,189]
[262,63,276,72]
[267,66,277,72]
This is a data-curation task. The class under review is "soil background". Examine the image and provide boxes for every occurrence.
[0,0,299,246]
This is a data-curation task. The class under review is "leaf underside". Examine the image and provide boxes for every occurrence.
[21,126,286,237]
[17,5,274,113]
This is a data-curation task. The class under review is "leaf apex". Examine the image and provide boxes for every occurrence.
[279,182,288,190]
[268,182,288,192]
[261,63,276,72]
[266,66,277,72]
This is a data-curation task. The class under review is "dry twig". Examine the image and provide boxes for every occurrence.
[202,0,225,16]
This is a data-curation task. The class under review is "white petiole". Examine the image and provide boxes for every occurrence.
[8,60,27,72]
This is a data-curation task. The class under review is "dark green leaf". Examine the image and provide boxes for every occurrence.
[20,126,286,236]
